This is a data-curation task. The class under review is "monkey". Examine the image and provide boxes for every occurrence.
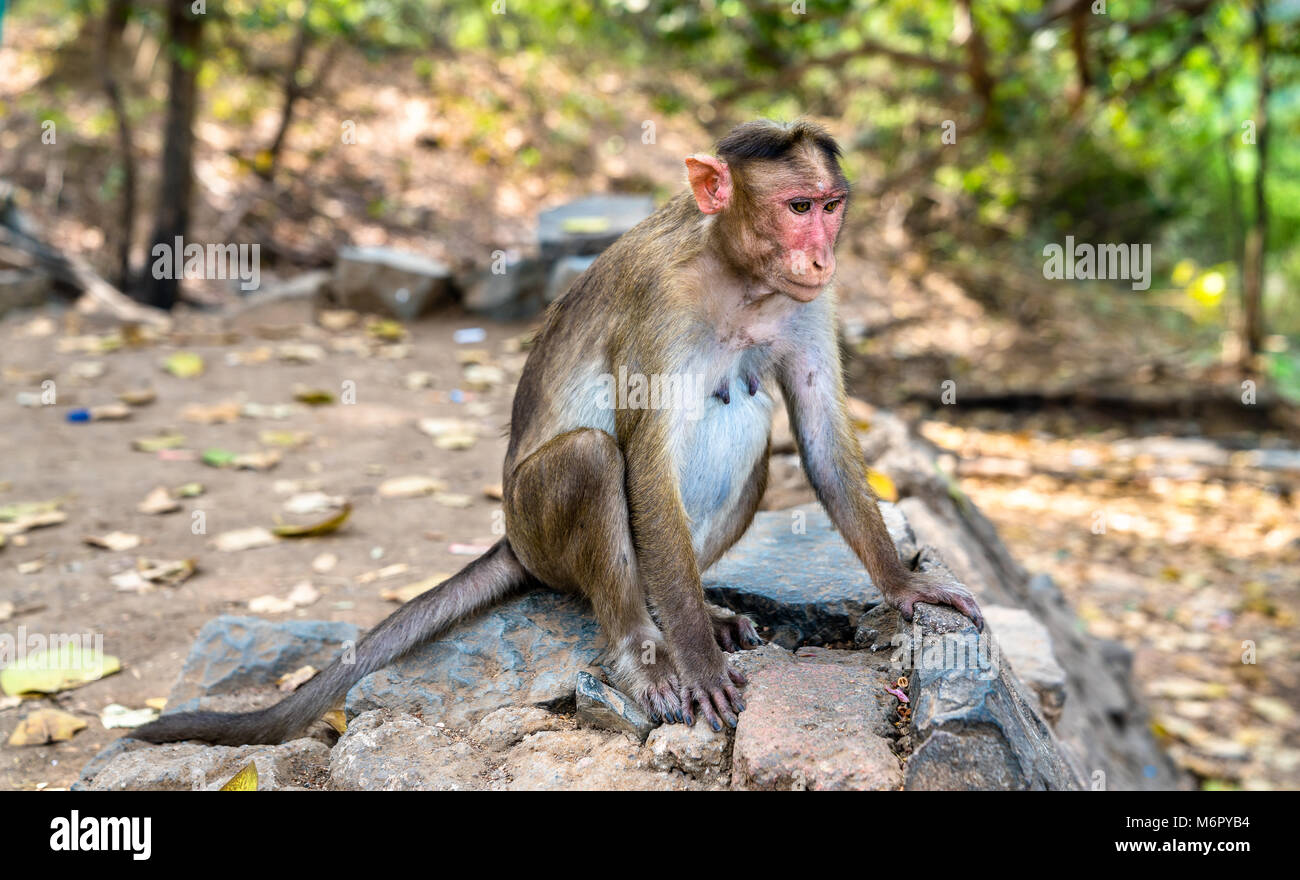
[131,119,983,746]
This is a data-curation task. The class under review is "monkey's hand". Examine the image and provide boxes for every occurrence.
[883,569,985,631]
[674,649,748,731]
[708,607,763,652]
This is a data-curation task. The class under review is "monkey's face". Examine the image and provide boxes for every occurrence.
[766,184,846,301]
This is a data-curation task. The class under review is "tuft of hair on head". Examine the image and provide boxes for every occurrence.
[714,118,843,170]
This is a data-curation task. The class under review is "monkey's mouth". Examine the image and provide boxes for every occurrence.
[782,276,829,300]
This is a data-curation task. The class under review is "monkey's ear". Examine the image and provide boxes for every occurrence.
[685,155,732,214]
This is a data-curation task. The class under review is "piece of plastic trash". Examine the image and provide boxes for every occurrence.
[453,328,486,344]
[66,409,91,422]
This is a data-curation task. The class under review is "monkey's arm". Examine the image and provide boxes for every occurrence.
[777,332,985,629]
[615,401,747,726]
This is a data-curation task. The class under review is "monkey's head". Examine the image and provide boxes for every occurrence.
[685,119,849,302]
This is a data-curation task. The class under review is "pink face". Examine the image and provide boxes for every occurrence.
[686,154,845,302]
[768,185,845,300]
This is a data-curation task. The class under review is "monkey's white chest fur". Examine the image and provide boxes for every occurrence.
[673,361,773,555]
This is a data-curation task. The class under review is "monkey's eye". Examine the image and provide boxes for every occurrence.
[789,200,812,215]
[824,199,841,213]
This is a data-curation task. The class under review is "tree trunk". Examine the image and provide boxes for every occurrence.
[1239,0,1270,369]
[139,1,205,310]
[100,0,137,290]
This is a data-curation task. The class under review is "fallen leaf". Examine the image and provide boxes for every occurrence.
[433,493,473,509]
[377,475,447,499]
[180,400,242,424]
[283,492,344,515]
[138,486,181,515]
[483,484,504,501]
[0,499,63,522]
[162,351,205,378]
[219,762,258,791]
[0,600,13,622]
[132,431,186,452]
[99,703,160,729]
[88,403,132,421]
[145,697,168,711]
[318,310,359,331]
[311,552,338,574]
[213,527,279,552]
[16,559,45,575]
[0,511,66,538]
[84,531,142,552]
[866,469,898,503]
[110,557,197,592]
[259,430,311,448]
[277,665,318,692]
[0,643,121,696]
[8,708,87,746]
[366,318,406,342]
[292,386,335,405]
[173,482,205,498]
[273,504,351,538]
[355,563,410,584]
[381,574,450,603]
[117,387,157,406]
[276,343,326,363]
[321,709,347,734]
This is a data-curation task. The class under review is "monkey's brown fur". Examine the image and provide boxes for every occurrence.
[132,119,982,745]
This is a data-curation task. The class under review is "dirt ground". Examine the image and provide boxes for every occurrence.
[2,293,1297,791]
[0,297,532,790]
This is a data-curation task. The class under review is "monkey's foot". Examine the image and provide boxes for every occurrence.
[709,609,762,652]
[678,661,748,731]
[885,569,985,631]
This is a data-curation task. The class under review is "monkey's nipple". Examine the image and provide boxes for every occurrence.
[713,380,731,405]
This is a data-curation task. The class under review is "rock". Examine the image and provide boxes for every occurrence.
[537,194,654,262]
[645,720,729,778]
[469,706,572,751]
[457,253,549,320]
[76,737,330,790]
[575,671,655,742]
[0,269,51,316]
[731,647,904,791]
[165,616,360,708]
[330,246,453,320]
[702,503,912,647]
[903,603,1083,790]
[983,605,1068,723]
[495,728,703,790]
[345,590,602,728]
[329,711,487,791]
[545,254,596,303]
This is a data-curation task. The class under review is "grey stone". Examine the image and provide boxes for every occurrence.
[495,728,702,790]
[0,269,51,316]
[329,711,487,791]
[575,670,655,742]
[330,246,453,319]
[545,254,596,302]
[166,615,360,707]
[76,737,330,791]
[983,605,1068,723]
[345,590,602,728]
[457,252,549,320]
[903,603,1083,790]
[702,502,912,647]
[537,194,654,261]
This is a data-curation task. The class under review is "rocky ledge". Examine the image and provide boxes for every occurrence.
[77,412,1183,791]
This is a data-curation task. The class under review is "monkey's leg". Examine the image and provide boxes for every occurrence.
[505,429,687,723]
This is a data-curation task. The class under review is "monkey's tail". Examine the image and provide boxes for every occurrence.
[129,539,530,746]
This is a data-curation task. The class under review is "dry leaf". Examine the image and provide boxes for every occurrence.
[378,475,447,499]
[99,703,160,729]
[219,762,258,791]
[85,531,142,552]
[273,503,351,538]
[277,665,319,693]
[214,527,279,552]
[381,574,450,603]
[138,486,181,515]
[8,708,87,746]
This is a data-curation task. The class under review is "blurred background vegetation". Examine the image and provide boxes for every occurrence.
[0,0,1296,400]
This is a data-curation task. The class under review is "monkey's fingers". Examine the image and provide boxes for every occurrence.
[643,679,685,724]
[727,665,748,687]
